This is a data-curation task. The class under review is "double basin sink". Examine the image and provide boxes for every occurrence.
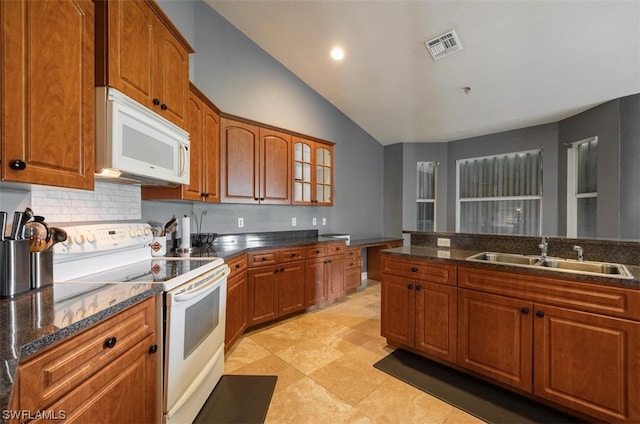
[467,252,633,279]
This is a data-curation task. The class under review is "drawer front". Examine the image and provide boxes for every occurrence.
[345,258,362,270]
[19,297,156,411]
[458,266,640,320]
[248,249,278,267]
[227,253,247,279]
[306,245,327,259]
[382,256,456,285]
[279,247,306,263]
[345,246,362,261]
[328,243,346,256]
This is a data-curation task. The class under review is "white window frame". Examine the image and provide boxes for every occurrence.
[416,161,438,231]
[455,149,543,234]
[566,136,598,238]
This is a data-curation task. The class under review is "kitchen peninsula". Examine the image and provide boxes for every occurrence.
[380,232,640,423]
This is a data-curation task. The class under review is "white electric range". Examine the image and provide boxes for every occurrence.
[52,222,228,424]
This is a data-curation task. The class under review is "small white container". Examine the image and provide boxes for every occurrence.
[151,236,167,257]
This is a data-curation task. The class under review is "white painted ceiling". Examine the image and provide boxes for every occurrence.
[205,0,640,145]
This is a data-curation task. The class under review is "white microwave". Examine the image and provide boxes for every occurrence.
[95,87,190,186]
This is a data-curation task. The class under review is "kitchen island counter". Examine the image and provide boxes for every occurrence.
[0,283,161,420]
[381,245,640,288]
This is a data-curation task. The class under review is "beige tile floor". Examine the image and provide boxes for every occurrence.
[224,281,483,424]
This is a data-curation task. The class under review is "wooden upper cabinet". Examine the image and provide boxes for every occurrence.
[220,118,291,204]
[260,128,291,204]
[96,0,193,129]
[142,83,220,202]
[1,0,95,189]
[292,137,334,206]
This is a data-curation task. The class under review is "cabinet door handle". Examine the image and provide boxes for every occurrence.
[275,269,279,273]
[407,284,413,290]
[535,310,545,318]
[153,98,160,106]
[104,337,117,349]
[235,264,241,269]
[520,307,530,315]
[411,267,418,272]
[160,103,168,111]
[281,268,285,272]
[262,257,267,261]
[415,285,422,291]
[9,160,26,170]
[148,345,158,354]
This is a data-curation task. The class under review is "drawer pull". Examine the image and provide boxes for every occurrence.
[104,337,117,349]
[411,267,418,272]
[148,345,158,354]
[262,257,267,261]
[235,264,241,269]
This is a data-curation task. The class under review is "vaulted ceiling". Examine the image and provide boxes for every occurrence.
[205,1,640,145]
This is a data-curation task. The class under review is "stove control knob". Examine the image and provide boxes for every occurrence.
[136,228,143,236]
[129,229,137,237]
[74,234,86,245]
[143,227,151,236]
[86,232,97,243]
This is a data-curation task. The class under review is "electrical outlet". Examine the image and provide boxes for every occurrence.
[238,218,244,228]
[312,217,317,226]
[437,238,451,247]
[292,217,297,226]
[322,218,327,225]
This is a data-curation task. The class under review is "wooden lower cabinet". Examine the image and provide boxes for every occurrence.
[457,288,533,391]
[533,304,640,423]
[14,297,158,423]
[225,254,248,351]
[381,272,457,363]
[305,243,346,307]
[344,246,362,291]
[247,248,306,327]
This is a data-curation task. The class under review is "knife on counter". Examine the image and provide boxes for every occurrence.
[0,211,6,242]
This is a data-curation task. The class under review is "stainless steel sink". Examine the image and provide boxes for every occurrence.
[466,252,633,279]
[538,258,632,277]
[467,252,540,266]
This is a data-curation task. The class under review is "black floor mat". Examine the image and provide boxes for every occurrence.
[374,349,584,424]
[193,375,277,424]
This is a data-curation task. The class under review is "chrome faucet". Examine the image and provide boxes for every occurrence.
[539,236,548,260]
[573,245,584,262]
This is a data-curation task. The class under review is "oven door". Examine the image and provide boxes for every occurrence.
[164,265,229,423]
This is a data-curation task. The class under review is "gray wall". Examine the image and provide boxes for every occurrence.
[383,144,403,236]
[390,124,558,235]
[152,1,386,239]
[620,95,640,239]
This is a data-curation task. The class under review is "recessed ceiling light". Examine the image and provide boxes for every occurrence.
[330,47,345,61]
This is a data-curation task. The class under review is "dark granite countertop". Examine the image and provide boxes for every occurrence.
[0,283,161,420]
[171,233,403,261]
[381,246,640,288]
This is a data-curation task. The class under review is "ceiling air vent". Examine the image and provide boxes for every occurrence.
[425,30,462,61]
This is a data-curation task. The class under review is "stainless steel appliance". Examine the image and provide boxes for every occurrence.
[52,222,228,424]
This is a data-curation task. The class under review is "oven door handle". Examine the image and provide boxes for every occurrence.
[172,266,230,303]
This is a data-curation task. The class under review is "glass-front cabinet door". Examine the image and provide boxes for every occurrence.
[292,138,333,205]
[315,146,332,205]
[293,140,313,204]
